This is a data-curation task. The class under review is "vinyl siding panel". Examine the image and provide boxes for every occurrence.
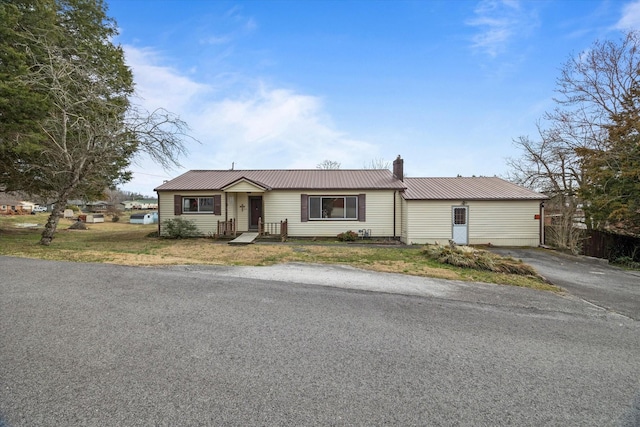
[225,181,266,193]
[265,190,397,237]
[404,200,541,246]
[404,200,453,244]
[467,200,541,246]
[234,193,249,231]
[158,191,226,236]
[400,195,408,243]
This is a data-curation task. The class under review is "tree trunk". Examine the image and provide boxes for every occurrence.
[40,204,65,246]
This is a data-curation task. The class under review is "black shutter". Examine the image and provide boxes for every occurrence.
[301,194,308,222]
[214,195,222,215]
[358,194,366,222]
[174,195,181,216]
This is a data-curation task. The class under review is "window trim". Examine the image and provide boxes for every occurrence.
[174,194,222,215]
[308,195,359,220]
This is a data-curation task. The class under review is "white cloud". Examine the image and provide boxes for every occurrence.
[616,0,640,29]
[467,0,537,57]
[124,46,210,112]
[119,45,380,195]
[192,85,377,170]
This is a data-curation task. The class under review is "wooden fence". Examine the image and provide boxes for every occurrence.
[582,229,640,262]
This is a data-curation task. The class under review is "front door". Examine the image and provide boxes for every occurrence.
[452,206,468,245]
[249,196,263,230]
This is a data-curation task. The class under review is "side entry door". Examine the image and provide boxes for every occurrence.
[452,206,468,245]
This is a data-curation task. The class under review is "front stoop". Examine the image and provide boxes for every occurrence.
[228,232,259,245]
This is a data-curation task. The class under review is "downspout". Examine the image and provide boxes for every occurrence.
[540,202,545,246]
[225,192,228,222]
[156,191,161,236]
[393,191,397,240]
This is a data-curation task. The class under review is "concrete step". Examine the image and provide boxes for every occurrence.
[228,232,259,245]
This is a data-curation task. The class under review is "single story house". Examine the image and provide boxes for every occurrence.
[85,201,111,213]
[0,192,35,214]
[154,156,547,246]
[121,199,158,210]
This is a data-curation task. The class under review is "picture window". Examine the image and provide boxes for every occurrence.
[308,196,358,220]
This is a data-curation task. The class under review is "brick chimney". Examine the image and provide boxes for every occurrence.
[393,155,404,181]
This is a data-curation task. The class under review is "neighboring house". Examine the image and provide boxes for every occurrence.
[85,201,111,213]
[154,156,547,246]
[121,199,158,210]
[0,192,35,214]
[67,199,88,211]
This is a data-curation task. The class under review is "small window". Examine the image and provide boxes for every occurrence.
[453,207,467,225]
[309,196,358,220]
[183,197,214,213]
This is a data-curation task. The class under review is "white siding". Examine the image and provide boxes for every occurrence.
[158,191,226,236]
[403,199,542,246]
[265,190,397,237]
[400,196,408,243]
[225,181,266,193]
[234,193,249,231]
[159,189,400,237]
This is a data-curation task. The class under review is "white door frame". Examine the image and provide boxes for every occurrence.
[452,206,468,245]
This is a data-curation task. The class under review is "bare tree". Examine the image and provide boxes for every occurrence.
[18,37,189,245]
[316,160,341,169]
[363,157,391,170]
[508,30,640,251]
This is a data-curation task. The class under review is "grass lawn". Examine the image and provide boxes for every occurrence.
[0,212,560,292]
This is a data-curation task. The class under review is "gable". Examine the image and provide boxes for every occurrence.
[222,178,268,193]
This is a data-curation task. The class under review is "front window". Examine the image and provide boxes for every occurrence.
[309,196,357,220]
[183,197,214,213]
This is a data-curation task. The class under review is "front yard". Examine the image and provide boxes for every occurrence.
[0,212,559,292]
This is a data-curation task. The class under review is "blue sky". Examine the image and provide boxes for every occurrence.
[105,0,640,196]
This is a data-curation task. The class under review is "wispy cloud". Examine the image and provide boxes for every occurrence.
[124,46,210,112]
[201,35,231,46]
[195,85,375,169]
[467,0,537,57]
[615,0,640,29]
[121,45,379,193]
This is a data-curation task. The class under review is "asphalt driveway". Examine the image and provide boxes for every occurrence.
[489,247,640,320]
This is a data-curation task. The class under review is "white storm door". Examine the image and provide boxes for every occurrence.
[452,206,468,245]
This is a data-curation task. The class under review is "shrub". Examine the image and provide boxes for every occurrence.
[612,256,640,270]
[161,218,201,239]
[337,230,358,242]
[422,243,540,277]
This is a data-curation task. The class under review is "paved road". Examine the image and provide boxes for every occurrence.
[1,256,639,426]
[489,247,640,320]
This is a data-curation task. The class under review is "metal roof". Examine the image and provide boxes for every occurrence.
[154,169,407,191]
[402,177,547,200]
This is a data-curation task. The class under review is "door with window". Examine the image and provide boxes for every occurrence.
[249,196,263,231]
[452,206,468,245]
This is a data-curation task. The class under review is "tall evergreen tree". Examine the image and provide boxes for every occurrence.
[579,86,640,234]
[0,0,189,245]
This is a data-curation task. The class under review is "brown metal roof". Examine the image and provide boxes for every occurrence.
[154,169,407,191]
[402,177,547,200]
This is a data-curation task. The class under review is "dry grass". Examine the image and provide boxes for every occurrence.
[422,243,541,276]
[0,213,560,292]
